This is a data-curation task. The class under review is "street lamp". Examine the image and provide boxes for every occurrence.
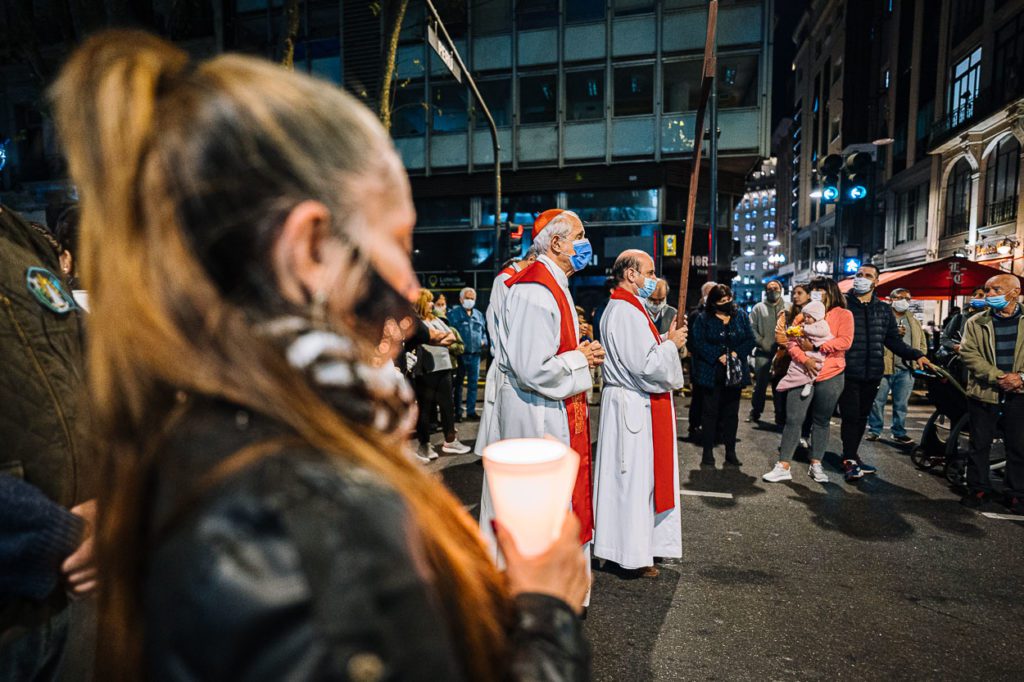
[997,237,1020,256]
[768,239,781,247]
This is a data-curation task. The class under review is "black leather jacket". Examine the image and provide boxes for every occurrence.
[143,399,589,681]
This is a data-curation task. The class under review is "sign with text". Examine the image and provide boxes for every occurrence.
[427,22,462,84]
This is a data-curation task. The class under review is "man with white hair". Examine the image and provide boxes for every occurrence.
[447,286,487,421]
[479,209,603,590]
[593,250,687,576]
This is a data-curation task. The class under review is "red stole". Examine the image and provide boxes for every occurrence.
[609,289,676,514]
[499,265,516,278]
[505,261,594,544]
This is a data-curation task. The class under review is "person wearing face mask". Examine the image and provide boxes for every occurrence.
[644,279,678,335]
[689,284,756,466]
[959,274,1024,514]
[483,209,604,597]
[940,287,987,357]
[448,287,488,421]
[866,288,927,445]
[685,281,719,441]
[837,265,933,482]
[593,250,687,577]
[748,281,787,425]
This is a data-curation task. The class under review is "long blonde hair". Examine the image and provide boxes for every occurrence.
[51,30,510,680]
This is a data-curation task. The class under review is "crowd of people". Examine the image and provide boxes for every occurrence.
[2,29,1022,682]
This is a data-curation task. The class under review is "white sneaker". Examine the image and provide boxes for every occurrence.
[441,440,471,455]
[413,444,433,464]
[808,462,829,483]
[762,462,793,482]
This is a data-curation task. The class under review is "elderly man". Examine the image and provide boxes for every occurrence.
[480,209,603,583]
[644,278,678,335]
[593,251,687,576]
[747,280,786,425]
[867,287,927,444]
[959,274,1024,514]
[448,286,487,421]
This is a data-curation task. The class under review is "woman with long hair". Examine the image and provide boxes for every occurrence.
[412,289,470,460]
[51,30,589,680]
[771,283,811,438]
[763,278,853,484]
[689,284,756,466]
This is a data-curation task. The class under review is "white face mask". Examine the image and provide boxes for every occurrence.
[462,299,476,310]
[645,300,667,317]
[891,299,911,313]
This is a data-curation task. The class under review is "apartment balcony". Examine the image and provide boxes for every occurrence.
[985,196,1019,227]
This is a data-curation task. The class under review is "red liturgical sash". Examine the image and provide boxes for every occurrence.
[506,261,594,544]
[610,289,676,514]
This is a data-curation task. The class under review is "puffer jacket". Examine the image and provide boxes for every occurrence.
[145,397,590,681]
[882,312,928,375]
[0,205,90,635]
[959,308,1024,404]
[844,294,924,381]
[689,308,756,388]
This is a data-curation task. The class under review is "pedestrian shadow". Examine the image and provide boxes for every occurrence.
[585,563,681,682]
[782,456,986,541]
[681,462,766,509]
[439,458,485,522]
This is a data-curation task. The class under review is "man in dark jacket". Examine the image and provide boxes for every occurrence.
[838,264,933,481]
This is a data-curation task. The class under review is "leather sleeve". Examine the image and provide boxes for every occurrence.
[508,594,590,682]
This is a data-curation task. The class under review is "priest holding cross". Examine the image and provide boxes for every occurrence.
[593,250,688,577]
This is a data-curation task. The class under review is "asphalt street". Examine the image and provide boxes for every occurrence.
[429,391,1022,681]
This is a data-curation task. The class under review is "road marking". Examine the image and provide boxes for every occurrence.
[981,512,1024,522]
[681,490,734,499]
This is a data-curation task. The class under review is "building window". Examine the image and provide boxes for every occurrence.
[474,0,511,34]
[985,135,1021,225]
[519,74,558,124]
[895,184,923,245]
[948,47,982,128]
[944,158,973,237]
[431,82,468,133]
[565,189,658,222]
[414,197,471,228]
[951,0,984,45]
[662,60,703,113]
[614,0,654,16]
[567,0,605,23]
[516,0,558,30]
[614,65,654,116]
[717,54,759,108]
[474,79,512,128]
[392,81,427,137]
[994,11,1024,107]
[566,70,606,121]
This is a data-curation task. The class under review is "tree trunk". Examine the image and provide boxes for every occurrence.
[377,0,409,131]
[281,0,301,70]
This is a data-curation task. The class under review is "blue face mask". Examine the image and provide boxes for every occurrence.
[986,295,1010,310]
[969,298,988,309]
[568,238,593,272]
[637,276,657,299]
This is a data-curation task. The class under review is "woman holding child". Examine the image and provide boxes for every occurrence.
[763,278,853,484]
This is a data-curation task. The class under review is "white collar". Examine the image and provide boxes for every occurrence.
[538,254,569,288]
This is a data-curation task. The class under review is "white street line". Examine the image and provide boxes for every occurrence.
[981,512,1024,522]
[681,490,735,499]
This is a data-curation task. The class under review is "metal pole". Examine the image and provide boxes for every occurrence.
[707,17,719,284]
[676,0,718,315]
[424,0,502,275]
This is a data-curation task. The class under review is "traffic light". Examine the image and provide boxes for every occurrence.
[508,222,524,257]
[819,154,843,204]
[844,152,872,202]
[843,257,862,275]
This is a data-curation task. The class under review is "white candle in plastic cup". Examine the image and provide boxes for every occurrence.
[483,438,580,558]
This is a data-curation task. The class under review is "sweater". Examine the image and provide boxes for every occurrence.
[787,307,854,383]
[993,306,1022,373]
[750,298,786,356]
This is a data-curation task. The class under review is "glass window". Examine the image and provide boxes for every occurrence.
[663,60,703,113]
[567,0,604,23]
[414,197,471,228]
[392,81,427,137]
[474,79,512,128]
[943,158,973,237]
[236,0,282,12]
[985,136,1021,225]
[432,0,468,38]
[412,230,494,272]
[566,189,658,222]
[519,74,558,124]
[473,0,511,35]
[614,65,654,116]
[566,70,605,121]
[431,82,469,133]
[994,11,1024,107]
[718,54,759,108]
[400,2,425,42]
[481,193,558,227]
[614,0,654,16]
[665,0,706,8]
[948,47,982,127]
[516,0,558,30]
[295,39,341,84]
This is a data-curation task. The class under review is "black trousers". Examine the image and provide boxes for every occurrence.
[702,382,742,455]
[415,370,455,444]
[838,375,882,461]
[749,356,773,418]
[967,395,1024,497]
[451,356,464,418]
[688,384,704,434]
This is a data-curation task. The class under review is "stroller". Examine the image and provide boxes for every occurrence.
[911,359,1007,490]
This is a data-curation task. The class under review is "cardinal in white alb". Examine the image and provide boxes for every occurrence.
[593,250,687,576]
[478,209,604,583]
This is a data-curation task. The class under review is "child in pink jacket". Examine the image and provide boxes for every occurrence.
[777,301,832,396]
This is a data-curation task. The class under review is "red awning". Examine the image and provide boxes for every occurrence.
[837,268,916,293]
[869,257,1007,300]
